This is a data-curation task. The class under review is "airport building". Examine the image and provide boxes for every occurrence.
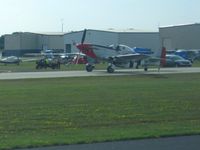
[3,24,200,57]
[3,32,65,56]
[64,29,160,53]
[3,29,160,56]
[159,23,200,50]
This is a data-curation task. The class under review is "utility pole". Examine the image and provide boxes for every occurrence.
[61,18,64,32]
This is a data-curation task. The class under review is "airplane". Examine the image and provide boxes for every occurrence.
[0,55,43,65]
[0,56,21,65]
[76,29,166,73]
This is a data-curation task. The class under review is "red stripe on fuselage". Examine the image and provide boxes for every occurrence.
[76,44,97,58]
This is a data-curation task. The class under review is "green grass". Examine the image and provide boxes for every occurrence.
[0,61,107,72]
[0,74,200,149]
[193,60,200,67]
[0,61,85,72]
[0,59,200,73]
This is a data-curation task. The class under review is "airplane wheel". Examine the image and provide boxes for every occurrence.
[86,64,94,72]
[107,66,114,73]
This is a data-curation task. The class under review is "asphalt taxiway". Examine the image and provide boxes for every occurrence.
[0,67,200,80]
[18,135,200,150]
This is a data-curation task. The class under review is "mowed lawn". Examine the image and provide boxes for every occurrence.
[0,74,200,149]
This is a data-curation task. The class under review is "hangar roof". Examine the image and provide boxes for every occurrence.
[5,32,66,37]
[65,28,158,35]
[31,32,66,36]
[159,23,200,29]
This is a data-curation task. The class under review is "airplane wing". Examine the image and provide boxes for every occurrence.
[114,53,150,61]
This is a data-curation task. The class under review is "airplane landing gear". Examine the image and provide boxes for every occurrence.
[86,64,94,72]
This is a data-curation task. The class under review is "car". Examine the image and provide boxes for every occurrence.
[175,49,198,63]
[164,54,192,67]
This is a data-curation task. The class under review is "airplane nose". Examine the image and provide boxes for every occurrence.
[76,44,97,59]
[76,44,82,50]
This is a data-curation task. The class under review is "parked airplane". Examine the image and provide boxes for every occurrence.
[0,55,42,65]
[0,56,21,65]
[76,29,166,73]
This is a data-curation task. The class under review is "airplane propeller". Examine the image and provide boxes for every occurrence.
[75,29,87,64]
[81,29,87,44]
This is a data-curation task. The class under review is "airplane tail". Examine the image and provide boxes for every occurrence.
[160,47,166,67]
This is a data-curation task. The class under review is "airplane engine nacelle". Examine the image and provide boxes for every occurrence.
[113,61,133,68]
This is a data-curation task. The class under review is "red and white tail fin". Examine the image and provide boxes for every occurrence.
[160,47,166,67]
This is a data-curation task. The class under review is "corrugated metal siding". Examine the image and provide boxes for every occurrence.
[21,33,38,49]
[4,32,64,56]
[64,30,160,53]
[64,30,118,53]
[5,34,21,50]
[119,32,160,51]
[160,24,200,49]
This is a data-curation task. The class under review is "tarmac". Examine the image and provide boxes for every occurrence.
[18,135,200,150]
[1,67,200,80]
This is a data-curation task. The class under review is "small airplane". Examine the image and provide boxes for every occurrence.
[0,56,21,65]
[0,55,43,65]
[76,29,166,73]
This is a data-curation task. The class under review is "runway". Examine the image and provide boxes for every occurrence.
[18,135,200,150]
[0,67,200,80]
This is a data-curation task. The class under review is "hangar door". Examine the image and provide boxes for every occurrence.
[65,44,71,53]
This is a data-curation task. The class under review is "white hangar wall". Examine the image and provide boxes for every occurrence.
[64,29,160,53]
[4,33,21,50]
[37,34,64,51]
[4,32,65,56]
[5,32,38,50]
[118,32,160,51]
[159,23,200,50]
[64,30,118,53]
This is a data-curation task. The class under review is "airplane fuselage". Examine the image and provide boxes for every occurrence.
[77,44,135,60]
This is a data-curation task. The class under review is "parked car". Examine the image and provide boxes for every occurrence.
[175,50,198,63]
[164,55,192,67]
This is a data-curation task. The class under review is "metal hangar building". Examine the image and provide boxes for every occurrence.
[159,23,200,50]
[3,29,160,56]
[64,29,160,53]
[3,32,65,56]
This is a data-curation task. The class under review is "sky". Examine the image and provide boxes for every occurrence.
[0,0,200,35]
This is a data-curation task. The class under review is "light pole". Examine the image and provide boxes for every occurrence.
[61,19,64,32]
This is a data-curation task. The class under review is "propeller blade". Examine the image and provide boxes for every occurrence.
[81,29,87,44]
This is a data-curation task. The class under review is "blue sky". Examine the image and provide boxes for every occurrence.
[0,0,200,35]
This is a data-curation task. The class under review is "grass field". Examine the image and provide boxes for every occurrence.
[0,61,86,72]
[0,60,200,72]
[0,74,200,149]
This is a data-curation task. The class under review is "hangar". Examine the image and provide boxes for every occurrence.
[159,23,200,50]
[64,29,160,53]
[3,32,65,56]
[3,29,160,56]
